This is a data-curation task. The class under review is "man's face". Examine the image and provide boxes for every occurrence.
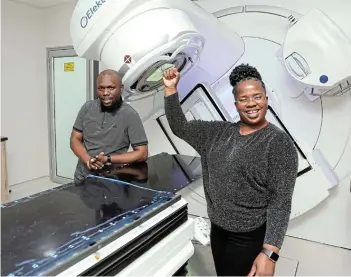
[97,74,123,107]
[234,79,268,126]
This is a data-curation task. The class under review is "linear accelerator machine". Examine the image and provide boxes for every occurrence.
[69,0,351,274]
[3,0,349,276]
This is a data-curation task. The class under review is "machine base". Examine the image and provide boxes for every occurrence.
[116,218,195,277]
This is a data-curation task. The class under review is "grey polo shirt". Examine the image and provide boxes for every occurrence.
[73,99,148,181]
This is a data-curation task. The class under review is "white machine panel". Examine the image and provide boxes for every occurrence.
[266,107,310,173]
[180,84,232,121]
[282,8,351,99]
[158,115,199,157]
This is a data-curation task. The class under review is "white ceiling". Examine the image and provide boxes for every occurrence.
[9,0,76,8]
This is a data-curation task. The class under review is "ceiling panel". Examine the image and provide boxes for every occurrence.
[9,0,76,8]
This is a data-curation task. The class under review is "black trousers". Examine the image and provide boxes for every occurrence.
[210,222,266,276]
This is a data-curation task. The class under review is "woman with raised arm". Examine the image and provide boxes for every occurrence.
[163,64,298,277]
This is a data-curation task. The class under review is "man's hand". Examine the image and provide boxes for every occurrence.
[248,253,275,276]
[86,157,99,170]
[95,152,112,166]
[85,153,105,170]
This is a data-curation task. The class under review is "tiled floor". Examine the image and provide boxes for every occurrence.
[6,177,61,202]
[5,177,351,276]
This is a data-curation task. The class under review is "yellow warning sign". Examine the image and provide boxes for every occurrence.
[64,62,75,72]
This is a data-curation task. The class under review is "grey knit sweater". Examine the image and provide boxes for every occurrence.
[165,93,298,248]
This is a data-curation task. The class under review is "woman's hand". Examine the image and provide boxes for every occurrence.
[248,253,276,276]
[163,68,180,89]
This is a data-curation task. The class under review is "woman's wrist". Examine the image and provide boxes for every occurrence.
[164,87,177,96]
[263,243,280,254]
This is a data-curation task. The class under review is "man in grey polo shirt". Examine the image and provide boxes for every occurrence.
[70,69,148,182]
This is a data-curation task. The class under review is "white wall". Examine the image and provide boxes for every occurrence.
[1,0,77,186]
[44,2,77,47]
[1,0,48,186]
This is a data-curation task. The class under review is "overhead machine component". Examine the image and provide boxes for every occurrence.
[281,8,351,101]
[70,0,244,102]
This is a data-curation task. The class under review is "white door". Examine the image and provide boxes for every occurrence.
[48,47,98,183]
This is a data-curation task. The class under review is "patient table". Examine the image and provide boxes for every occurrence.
[1,153,202,276]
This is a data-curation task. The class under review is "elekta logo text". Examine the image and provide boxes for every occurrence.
[80,0,106,29]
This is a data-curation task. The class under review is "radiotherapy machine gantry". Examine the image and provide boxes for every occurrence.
[72,0,351,272]
[70,0,351,264]
[70,0,351,218]
[1,0,350,276]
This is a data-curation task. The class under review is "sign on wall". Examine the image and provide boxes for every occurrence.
[64,62,75,72]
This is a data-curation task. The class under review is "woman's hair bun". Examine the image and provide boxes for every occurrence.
[229,63,262,87]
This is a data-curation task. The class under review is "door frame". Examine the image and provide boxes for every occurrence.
[47,46,99,184]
